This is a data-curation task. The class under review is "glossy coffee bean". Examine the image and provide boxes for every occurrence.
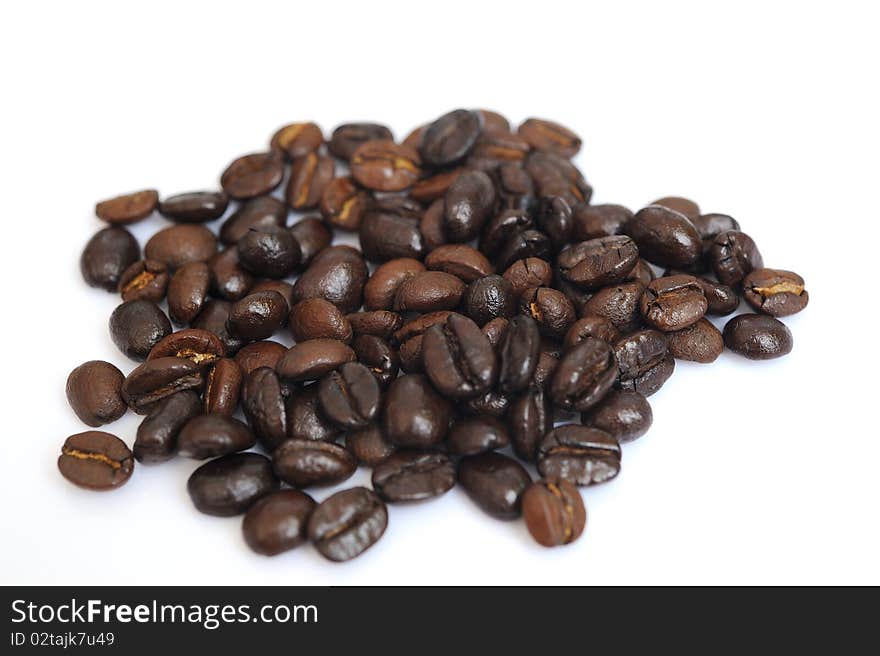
[563,315,620,350]
[627,259,656,286]
[122,357,203,414]
[307,487,388,562]
[615,330,674,396]
[148,328,225,366]
[352,335,399,388]
[458,452,530,519]
[383,374,452,447]
[557,236,639,290]
[145,224,217,270]
[639,275,708,332]
[693,213,740,243]
[525,151,592,205]
[419,109,482,167]
[220,196,287,245]
[742,268,808,317]
[411,168,463,204]
[520,286,576,340]
[286,152,335,210]
[208,247,254,301]
[462,275,517,326]
[109,300,172,360]
[159,191,229,223]
[81,227,140,291]
[204,357,242,415]
[250,280,294,312]
[480,209,533,259]
[549,338,618,412]
[58,431,134,491]
[167,262,210,325]
[723,314,793,360]
[319,176,367,231]
[270,121,323,159]
[272,439,357,488]
[534,196,574,250]
[345,425,396,466]
[318,362,380,430]
[289,216,332,267]
[228,291,288,341]
[238,226,302,279]
[534,351,559,389]
[582,282,646,334]
[425,244,493,283]
[709,230,763,287]
[291,245,368,314]
[422,313,497,400]
[502,257,553,297]
[582,389,652,443]
[241,367,288,450]
[118,259,169,302]
[192,300,247,356]
[177,414,255,460]
[447,415,509,456]
[364,258,425,310]
[234,340,286,376]
[522,479,586,547]
[481,316,509,348]
[393,271,465,312]
[666,271,739,316]
[359,210,427,263]
[498,314,541,395]
[350,140,421,192]
[285,384,339,442]
[242,490,316,556]
[276,339,356,383]
[508,387,552,462]
[187,453,279,517]
[289,298,353,344]
[651,196,700,222]
[96,189,158,225]
[667,318,724,363]
[443,170,496,242]
[133,390,201,463]
[537,425,621,486]
[571,203,631,241]
[624,205,702,268]
[220,151,284,200]
[372,451,456,503]
[347,310,404,340]
[420,199,447,250]
[328,122,394,160]
[518,117,581,157]
[66,361,127,427]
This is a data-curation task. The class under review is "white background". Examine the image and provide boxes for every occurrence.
[1,0,878,586]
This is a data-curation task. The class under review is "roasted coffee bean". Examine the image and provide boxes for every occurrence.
[228,291,288,341]
[109,300,172,360]
[328,122,394,160]
[58,431,134,491]
[285,384,339,442]
[276,339,356,383]
[291,245,368,314]
[243,489,316,556]
[502,257,553,297]
[347,310,404,340]
[286,152,335,210]
[498,314,541,395]
[447,415,509,456]
[535,196,574,250]
[549,338,617,412]
[188,453,279,517]
[518,117,581,157]
[443,170,496,242]
[364,258,425,310]
[81,227,140,291]
[615,330,674,396]
[289,298,353,343]
[208,247,254,301]
[145,224,217,269]
[582,389,652,443]
[220,151,284,200]
[250,280,294,313]
[66,360,127,427]
[234,340,287,375]
[192,300,247,356]
[624,205,702,268]
[118,259,169,302]
[352,335,399,388]
[666,318,724,363]
[419,109,482,167]
[402,124,425,149]
[537,425,621,486]
[495,229,553,271]
[723,314,793,360]
[557,236,639,291]
[651,196,700,222]
[582,282,646,334]
[495,162,535,210]
[350,140,421,192]
[133,390,201,463]
[270,121,323,159]
[393,311,452,344]
[96,189,158,225]
[461,274,516,326]
[393,271,465,312]
[458,452,530,519]
[465,390,511,417]
[319,176,367,231]
[666,272,739,316]
[307,487,388,562]
[709,230,763,287]
[220,196,287,245]
[383,374,452,447]
[167,261,210,325]
[471,130,530,164]
[289,216,332,267]
[534,351,559,389]
[480,209,533,259]
[425,244,493,283]
[563,315,620,349]
[420,199,447,250]
[345,425,396,466]
[520,286,576,340]
[399,336,424,374]
[742,268,808,317]
[122,357,203,414]
[508,387,552,462]
[627,259,656,286]
[422,313,497,400]
[525,151,592,205]
[147,328,225,366]
[159,191,229,223]
[639,275,708,332]
[411,168,463,204]
[693,213,740,241]
[476,108,510,133]
[522,479,586,547]
[317,362,380,430]
[238,225,302,279]
[272,439,357,488]
[371,196,424,219]
[372,451,456,503]
[481,316,509,348]
[571,203,631,241]
[204,357,242,415]
[359,209,427,263]
[241,367,288,450]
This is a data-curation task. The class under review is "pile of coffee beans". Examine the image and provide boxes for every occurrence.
[64,110,808,561]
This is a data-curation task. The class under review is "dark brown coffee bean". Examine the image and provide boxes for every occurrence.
[498,314,541,395]
[273,439,356,488]
[667,271,739,316]
[495,230,553,271]
[220,196,288,245]
[288,216,332,268]
[167,262,210,325]
[501,257,553,297]
[81,227,140,291]
[188,453,279,517]
[425,244,493,283]
[563,315,620,350]
[393,271,465,312]
[518,117,581,157]
[319,176,368,231]
[208,247,255,301]
[250,280,294,311]
[176,414,255,460]
[627,259,656,287]
[66,360,127,427]
[347,310,404,340]
[709,230,763,287]
[615,330,674,396]
[371,451,455,503]
[537,425,621,486]
[317,362,380,430]
[422,313,497,400]
[447,415,509,456]
[418,109,482,167]
[571,203,631,241]
[624,205,702,268]
[742,268,808,317]
[411,168,464,204]
[557,236,639,290]
[534,351,560,389]
[345,425,396,466]
[480,209,533,259]
[291,245,368,314]
[289,298,353,343]
[481,316,509,348]
[651,196,700,222]
[270,121,323,159]
[147,328,225,366]
[458,452,529,519]
[96,189,158,225]
[133,390,201,463]
[525,151,592,205]
[118,259,169,302]
[582,389,652,443]
[307,487,388,562]
[639,274,708,332]
[234,340,287,376]
[461,275,516,326]
[109,300,172,360]
[243,489,316,556]
[533,196,573,250]
[360,209,427,263]
[520,286,576,340]
[192,300,246,355]
[352,335,399,388]
[238,225,302,279]
[392,311,451,344]
[221,151,284,200]
[465,390,511,417]
[443,170,496,242]
[228,290,288,341]
[276,339,356,383]
[350,140,421,192]
[145,224,217,270]
[508,387,552,462]
[285,152,335,210]
[383,374,452,447]
[285,383,339,442]
[58,431,134,491]
[666,318,724,363]
[363,259,424,311]
[723,314,793,360]
[122,357,203,413]
[582,282,646,334]
[693,213,740,241]
[470,130,530,164]
[522,478,586,547]
[204,357,242,415]
[329,122,394,160]
[241,367,288,450]
[550,338,618,412]
[473,109,509,133]
[419,198,447,251]
[159,191,229,223]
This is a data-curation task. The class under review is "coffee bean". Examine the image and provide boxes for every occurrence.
[425,244,493,283]
[319,176,368,231]
[289,298,353,343]
[693,213,740,241]
[393,271,465,312]
[443,170,496,242]
[498,315,541,395]
[582,282,646,334]
[134,390,201,463]
[329,122,394,160]
[58,431,134,491]
[159,191,229,223]
[537,424,621,486]
[651,196,700,222]
[167,262,210,325]
[458,452,530,519]
[81,227,140,291]
[372,451,456,503]
[318,362,380,430]
[461,275,516,326]
[363,259,424,311]
[66,361,127,427]
[448,415,509,456]
[582,389,652,443]
[241,367,288,450]
[188,453,279,517]
[276,339,356,383]
[624,205,702,268]
[272,439,357,488]
[639,274,708,332]
[534,196,573,250]
[666,271,739,316]
[508,387,552,462]
[471,130,530,165]
[501,257,553,297]
[285,152,335,210]
[518,117,581,157]
[118,259,169,303]
[709,230,763,287]
[251,280,295,312]
[96,189,158,225]
[359,209,427,263]
[228,290,288,341]
[525,151,592,205]
[148,328,225,367]
[571,203,631,241]
[221,151,284,200]
[411,168,464,204]
[522,479,586,547]
[177,414,255,460]
[627,259,656,286]
[192,300,247,356]
[557,236,639,290]
[563,315,620,350]
[723,314,793,360]
[615,330,674,396]
[271,121,323,159]
[422,313,497,400]
[495,229,553,272]
[520,286,576,340]
[666,318,724,363]
[383,374,452,447]
[481,316,510,348]
[350,140,421,191]
[480,209,533,259]
[288,216,332,268]
[208,247,255,301]
[307,487,388,562]
[345,425,396,466]
[419,109,482,167]
[549,338,618,412]
[352,335,399,388]
[420,199,448,250]
[122,357,203,414]
[238,226,302,279]
[291,245,368,314]
[109,300,172,360]
[204,357,242,415]
[220,196,288,245]
[285,383,339,442]
[242,489,316,556]
[234,340,287,375]
[347,310,404,340]
[742,268,808,317]
[145,224,217,270]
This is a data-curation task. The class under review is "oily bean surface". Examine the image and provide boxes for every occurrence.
[133,390,201,463]
[372,451,456,502]
[498,314,541,395]
[291,245,368,314]
[148,328,225,366]
[624,205,702,268]
[187,453,279,517]
[220,196,287,245]
[307,487,388,562]
[458,452,531,519]
[118,259,169,302]
[563,315,620,349]
[463,275,517,326]
[159,191,228,223]
[241,367,288,450]
[422,313,497,400]
[666,318,724,363]
[318,362,380,429]
[709,230,763,287]
[419,109,482,167]
[425,244,493,283]
[209,247,254,301]
[447,415,509,456]
[290,215,332,266]
[66,360,127,427]
[289,298,353,343]
[359,210,427,263]
[639,275,708,332]
[537,425,621,486]
[96,189,158,225]
[443,170,496,242]
[234,340,286,375]
[502,257,553,297]
[109,300,172,360]
[572,203,632,240]
[382,374,452,447]
[238,226,302,279]
[364,258,425,310]
[273,439,357,488]
[221,151,284,200]
[723,314,793,360]
[557,236,639,290]
[276,339,356,383]
[286,152,335,210]
[285,384,339,442]
[508,387,552,462]
[393,271,465,313]
[522,479,586,547]
[228,291,288,341]
[122,357,203,413]
[582,390,652,443]
[350,140,421,192]
[204,357,242,415]
[145,224,217,270]
[520,287,576,340]
[81,227,140,291]
[167,262,210,325]
[242,490,316,556]
[550,338,618,412]
[58,431,134,491]
[177,414,255,460]
[742,268,808,317]
[345,425,396,467]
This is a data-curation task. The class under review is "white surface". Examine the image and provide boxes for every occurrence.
[1,0,878,586]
